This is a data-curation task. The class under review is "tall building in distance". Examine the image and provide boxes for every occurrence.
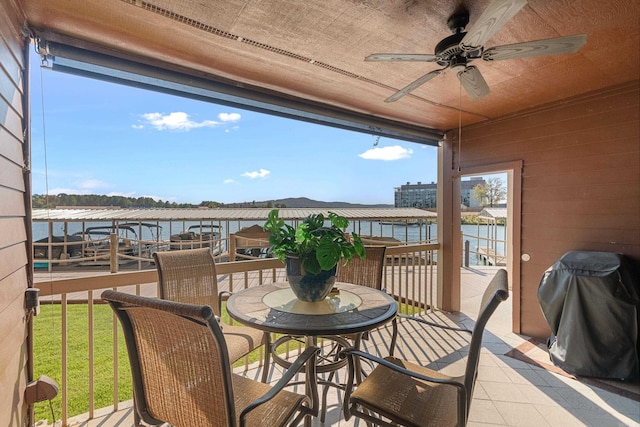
[394,181,437,209]
[394,177,486,209]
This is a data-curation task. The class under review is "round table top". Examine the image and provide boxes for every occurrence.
[227,282,398,336]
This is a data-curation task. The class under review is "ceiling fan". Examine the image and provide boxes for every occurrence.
[366,0,587,102]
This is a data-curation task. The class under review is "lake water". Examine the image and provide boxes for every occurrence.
[32,220,505,266]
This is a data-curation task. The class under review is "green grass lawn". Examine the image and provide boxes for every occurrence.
[33,299,418,423]
[33,303,131,423]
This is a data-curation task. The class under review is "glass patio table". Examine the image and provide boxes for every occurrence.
[226,281,397,417]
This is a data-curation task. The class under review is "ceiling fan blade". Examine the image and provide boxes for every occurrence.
[460,0,528,51]
[457,66,490,100]
[365,53,437,62]
[385,68,445,102]
[482,34,587,61]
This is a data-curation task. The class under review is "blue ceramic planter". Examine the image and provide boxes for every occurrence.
[285,255,337,302]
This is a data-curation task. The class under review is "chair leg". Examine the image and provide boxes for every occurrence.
[321,334,365,423]
[320,339,343,423]
[261,332,272,383]
[388,317,399,357]
[132,388,143,427]
[320,371,335,423]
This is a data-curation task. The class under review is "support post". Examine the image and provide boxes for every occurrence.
[464,240,470,267]
[110,233,118,273]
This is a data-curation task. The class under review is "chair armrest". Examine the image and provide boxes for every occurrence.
[340,347,465,388]
[240,346,320,423]
[218,291,232,317]
[396,313,472,333]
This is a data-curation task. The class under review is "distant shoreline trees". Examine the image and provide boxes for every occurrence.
[31,194,287,209]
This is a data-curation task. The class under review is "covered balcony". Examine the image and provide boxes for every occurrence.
[0,0,638,426]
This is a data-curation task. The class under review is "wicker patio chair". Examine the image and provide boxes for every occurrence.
[338,245,394,342]
[153,248,271,382]
[337,245,386,289]
[341,268,509,427]
[102,290,319,427]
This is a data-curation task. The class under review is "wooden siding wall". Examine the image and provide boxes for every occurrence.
[448,81,640,338]
[0,0,29,425]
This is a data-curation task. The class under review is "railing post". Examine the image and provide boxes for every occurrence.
[229,233,236,262]
[48,221,54,273]
[110,233,118,273]
[464,240,470,267]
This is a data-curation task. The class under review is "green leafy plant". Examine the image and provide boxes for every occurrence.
[263,209,365,275]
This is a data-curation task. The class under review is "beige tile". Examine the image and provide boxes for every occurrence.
[468,398,507,425]
[478,351,502,367]
[505,367,551,386]
[581,411,640,427]
[603,395,640,419]
[514,383,565,405]
[473,381,490,400]
[536,404,588,426]
[494,402,552,427]
[477,365,513,383]
[480,381,530,403]
[483,342,515,354]
[496,354,537,370]
[554,387,609,412]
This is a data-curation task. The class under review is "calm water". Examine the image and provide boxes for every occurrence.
[32,220,505,266]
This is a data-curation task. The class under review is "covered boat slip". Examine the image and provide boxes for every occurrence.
[31,207,437,270]
[475,207,507,266]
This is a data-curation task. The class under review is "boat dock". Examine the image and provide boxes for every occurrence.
[477,246,506,266]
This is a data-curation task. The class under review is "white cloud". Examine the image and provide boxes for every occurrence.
[242,168,270,179]
[49,179,111,197]
[139,112,220,131]
[79,179,109,190]
[218,113,241,122]
[106,191,136,197]
[46,180,110,195]
[136,111,242,131]
[140,194,175,202]
[223,178,236,184]
[106,192,176,202]
[358,145,413,161]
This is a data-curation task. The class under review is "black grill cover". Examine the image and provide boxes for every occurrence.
[537,251,640,380]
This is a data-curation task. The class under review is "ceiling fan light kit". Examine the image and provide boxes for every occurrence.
[367,0,587,102]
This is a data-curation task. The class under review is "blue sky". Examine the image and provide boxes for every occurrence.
[29,50,438,205]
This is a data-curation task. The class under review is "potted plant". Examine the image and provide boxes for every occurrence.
[263,209,365,302]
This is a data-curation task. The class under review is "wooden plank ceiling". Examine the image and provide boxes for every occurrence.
[20,0,640,134]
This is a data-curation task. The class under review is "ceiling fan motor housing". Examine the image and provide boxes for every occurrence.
[449,57,468,74]
[434,32,466,65]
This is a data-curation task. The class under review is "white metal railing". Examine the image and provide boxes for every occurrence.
[461,232,506,266]
[33,244,439,425]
